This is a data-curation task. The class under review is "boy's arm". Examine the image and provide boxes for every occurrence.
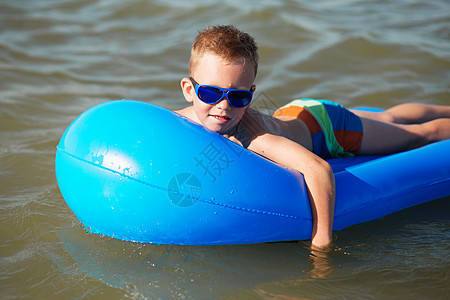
[248,133,335,248]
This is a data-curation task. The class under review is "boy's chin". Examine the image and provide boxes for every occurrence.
[206,123,231,134]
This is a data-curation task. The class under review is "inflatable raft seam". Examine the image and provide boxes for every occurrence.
[57,148,307,220]
[56,148,169,193]
[200,198,307,220]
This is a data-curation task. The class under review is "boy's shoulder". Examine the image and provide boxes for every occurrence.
[241,108,282,134]
[233,108,284,147]
[239,107,313,151]
[173,106,191,116]
[174,106,196,121]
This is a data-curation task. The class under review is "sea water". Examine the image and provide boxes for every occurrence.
[1,0,449,298]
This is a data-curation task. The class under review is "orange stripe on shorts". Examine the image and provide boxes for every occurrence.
[273,105,322,135]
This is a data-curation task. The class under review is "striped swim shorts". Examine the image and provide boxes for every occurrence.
[272,99,364,159]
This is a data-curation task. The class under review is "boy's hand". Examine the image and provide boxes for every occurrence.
[248,133,335,247]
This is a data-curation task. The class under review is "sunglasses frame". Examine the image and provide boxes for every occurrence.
[189,77,254,108]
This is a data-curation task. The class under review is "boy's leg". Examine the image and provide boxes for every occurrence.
[358,117,450,155]
[351,103,450,124]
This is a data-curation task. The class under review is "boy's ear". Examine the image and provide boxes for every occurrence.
[180,77,195,103]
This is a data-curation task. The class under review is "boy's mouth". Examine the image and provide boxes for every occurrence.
[210,114,231,123]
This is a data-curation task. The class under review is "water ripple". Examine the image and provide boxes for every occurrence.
[1,0,449,298]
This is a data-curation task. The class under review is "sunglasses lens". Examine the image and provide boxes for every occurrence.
[197,86,223,104]
[195,81,253,108]
[229,91,252,108]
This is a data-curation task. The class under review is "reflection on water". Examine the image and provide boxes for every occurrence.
[308,243,336,279]
[50,197,449,299]
[1,0,449,298]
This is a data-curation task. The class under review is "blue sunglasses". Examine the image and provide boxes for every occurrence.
[190,77,254,108]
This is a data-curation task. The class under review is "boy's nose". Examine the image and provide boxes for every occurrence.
[216,98,231,110]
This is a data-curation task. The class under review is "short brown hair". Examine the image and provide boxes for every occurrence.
[190,25,259,77]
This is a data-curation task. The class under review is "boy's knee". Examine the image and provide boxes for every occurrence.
[381,113,396,123]
[425,119,450,142]
[374,112,397,123]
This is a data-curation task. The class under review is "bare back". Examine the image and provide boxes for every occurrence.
[228,108,313,152]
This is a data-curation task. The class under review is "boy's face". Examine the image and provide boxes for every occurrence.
[182,53,255,134]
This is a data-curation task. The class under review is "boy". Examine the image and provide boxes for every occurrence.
[175,25,450,248]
